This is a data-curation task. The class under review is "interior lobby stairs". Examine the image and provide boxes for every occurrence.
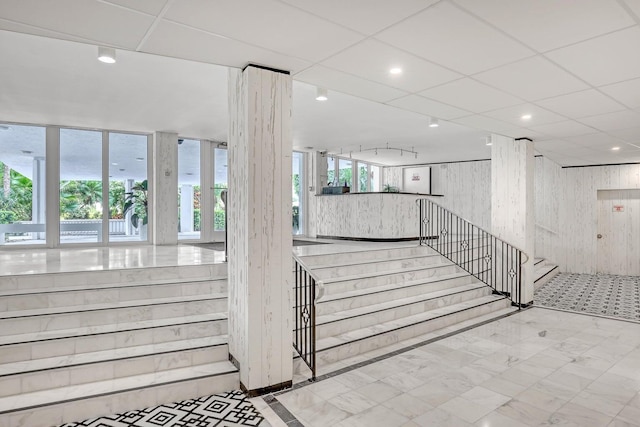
[0,263,238,427]
[534,258,560,290]
[295,244,518,377]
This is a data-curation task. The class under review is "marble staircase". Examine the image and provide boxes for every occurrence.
[295,245,515,376]
[0,264,238,427]
[534,258,560,290]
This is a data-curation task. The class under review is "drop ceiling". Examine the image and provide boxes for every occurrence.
[1,0,640,167]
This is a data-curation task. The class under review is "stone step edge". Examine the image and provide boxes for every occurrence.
[318,271,474,303]
[305,252,440,271]
[534,265,559,284]
[296,244,427,261]
[534,258,545,266]
[0,293,227,320]
[0,276,228,298]
[0,361,239,415]
[317,295,508,353]
[314,283,490,327]
[0,313,228,347]
[0,335,229,377]
[318,261,457,285]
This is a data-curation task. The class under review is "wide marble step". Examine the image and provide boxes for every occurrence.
[298,245,435,268]
[315,294,510,366]
[0,263,227,292]
[315,283,491,339]
[0,313,228,363]
[0,278,227,312]
[0,336,230,397]
[534,260,559,290]
[311,253,450,281]
[0,361,239,427]
[0,294,227,336]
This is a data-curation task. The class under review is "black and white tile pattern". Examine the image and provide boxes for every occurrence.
[61,391,270,427]
[535,273,640,321]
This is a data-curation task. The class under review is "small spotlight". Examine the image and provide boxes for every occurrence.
[521,114,532,120]
[98,46,116,64]
[484,136,492,146]
[429,118,439,128]
[316,87,328,101]
[389,67,402,75]
[612,146,620,151]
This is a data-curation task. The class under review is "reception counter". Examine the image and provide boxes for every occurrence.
[315,192,441,240]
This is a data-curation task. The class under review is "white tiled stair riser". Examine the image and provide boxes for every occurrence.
[0,298,227,336]
[316,274,478,315]
[315,297,510,366]
[0,343,230,396]
[314,285,492,339]
[0,264,227,292]
[0,316,228,364]
[311,254,450,280]
[0,368,239,427]
[321,264,464,296]
[0,279,226,312]
[298,245,436,268]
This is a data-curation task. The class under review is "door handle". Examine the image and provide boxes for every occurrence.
[597,234,603,239]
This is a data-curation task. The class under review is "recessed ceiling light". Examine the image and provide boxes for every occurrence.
[484,136,492,146]
[389,67,402,75]
[135,157,144,161]
[521,114,532,120]
[111,162,118,166]
[429,118,439,128]
[98,46,116,64]
[316,87,328,101]
[186,172,194,176]
[612,146,620,151]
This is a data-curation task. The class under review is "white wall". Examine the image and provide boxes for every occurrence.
[534,156,563,264]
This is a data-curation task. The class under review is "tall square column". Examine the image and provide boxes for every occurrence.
[228,65,293,394]
[491,134,535,305]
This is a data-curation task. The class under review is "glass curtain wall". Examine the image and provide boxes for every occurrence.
[59,128,103,244]
[214,148,227,233]
[338,159,352,189]
[0,124,47,245]
[370,165,381,192]
[109,133,148,242]
[357,162,368,192]
[178,139,201,240]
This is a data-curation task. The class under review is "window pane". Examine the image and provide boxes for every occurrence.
[338,159,352,189]
[214,148,227,232]
[109,133,148,242]
[60,128,103,244]
[178,139,200,240]
[292,152,304,235]
[358,163,368,192]
[371,165,381,192]
[327,156,336,187]
[0,124,46,245]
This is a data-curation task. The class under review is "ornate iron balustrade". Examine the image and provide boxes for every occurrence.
[292,255,324,380]
[418,199,528,308]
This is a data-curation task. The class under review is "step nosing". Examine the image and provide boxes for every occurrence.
[309,253,440,270]
[319,263,455,284]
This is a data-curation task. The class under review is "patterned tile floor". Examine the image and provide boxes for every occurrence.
[535,273,640,322]
[61,391,271,427]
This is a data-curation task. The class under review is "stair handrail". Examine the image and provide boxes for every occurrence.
[417,198,529,308]
[292,253,324,380]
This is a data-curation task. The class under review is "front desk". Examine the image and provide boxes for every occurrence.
[315,192,440,240]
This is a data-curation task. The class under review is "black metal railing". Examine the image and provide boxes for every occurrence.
[418,199,528,308]
[293,255,324,380]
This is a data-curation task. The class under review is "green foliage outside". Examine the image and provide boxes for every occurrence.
[359,167,367,192]
[0,162,33,222]
[60,180,102,219]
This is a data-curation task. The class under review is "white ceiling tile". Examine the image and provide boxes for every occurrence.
[142,20,311,73]
[534,139,571,152]
[622,0,640,19]
[484,103,565,127]
[102,0,168,16]
[387,95,472,120]
[608,126,640,143]
[563,132,626,149]
[451,114,520,134]
[453,0,634,52]
[577,110,640,131]
[420,78,522,113]
[528,120,596,138]
[600,77,640,109]
[164,0,363,62]
[277,0,438,35]
[294,65,408,103]
[473,56,589,101]
[375,1,534,75]
[0,19,97,45]
[321,39,462,93]
[535,89,627,119]
[0,0,155,49]
[545,26,640,87]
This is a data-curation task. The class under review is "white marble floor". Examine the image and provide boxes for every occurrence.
[264,307,640,427]
[0,244,225,276]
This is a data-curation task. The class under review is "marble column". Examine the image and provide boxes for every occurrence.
[491,134,534,305]
[31,157,45,240]
[179,184,194,233]
[152,132,178,245]
[228,64,293,395]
